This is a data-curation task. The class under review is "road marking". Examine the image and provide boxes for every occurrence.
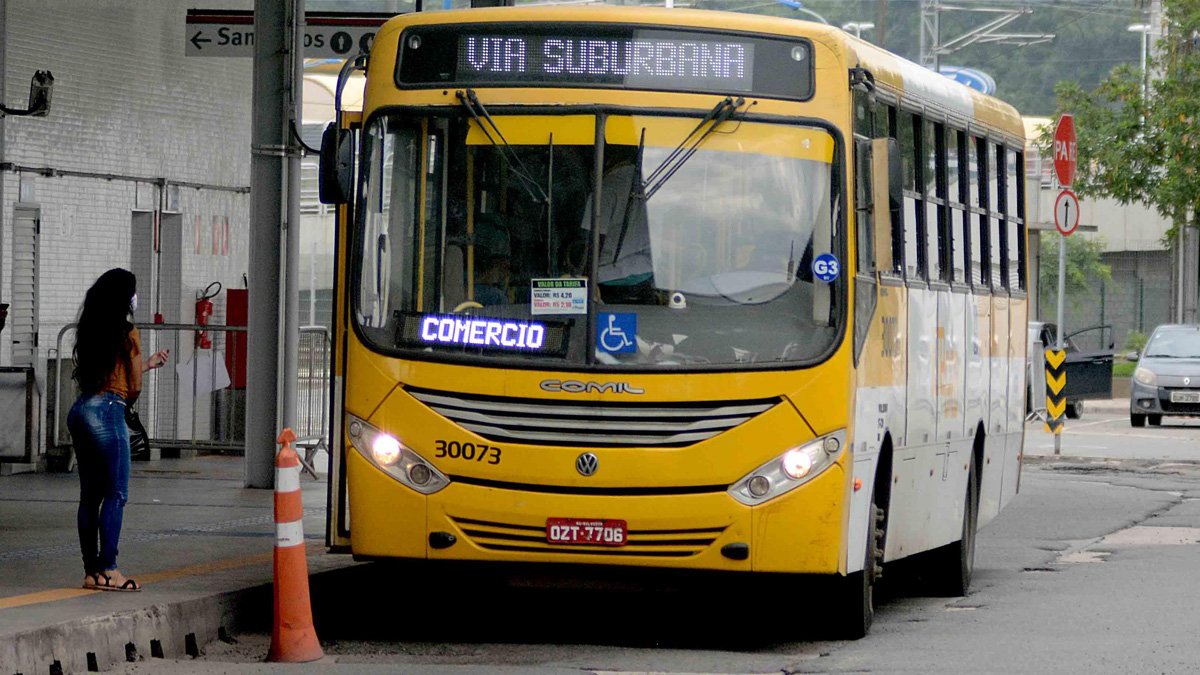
[0,588,94,610]
[1063,417,1123,429]
[0,543,320,611]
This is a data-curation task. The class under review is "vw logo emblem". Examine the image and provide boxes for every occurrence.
[575,452,599,477]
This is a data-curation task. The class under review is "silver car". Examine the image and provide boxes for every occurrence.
[1130,324,1200,427]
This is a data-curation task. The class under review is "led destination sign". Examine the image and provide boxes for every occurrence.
[395,312,570,356]
[397,24,813,99]
[421,314,546,350]
[459,35,753,92]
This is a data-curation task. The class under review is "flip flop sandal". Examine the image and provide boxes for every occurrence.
[82,573,102,589]
[96,573,141,592]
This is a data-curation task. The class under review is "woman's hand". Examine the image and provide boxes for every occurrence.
[145,349,170,371]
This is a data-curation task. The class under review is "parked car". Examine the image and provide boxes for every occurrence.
[1129,324,1200,427]
[1027,322,1115,419]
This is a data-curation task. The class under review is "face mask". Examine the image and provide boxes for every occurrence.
[130,294,138,314]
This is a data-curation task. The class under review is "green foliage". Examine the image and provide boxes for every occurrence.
[1113,360,1137,377]
[1038,235,1111,309]
[1125,329,1149,353]
[1050,0,1200,230]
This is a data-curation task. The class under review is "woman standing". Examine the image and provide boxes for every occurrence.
[69,269,169,591]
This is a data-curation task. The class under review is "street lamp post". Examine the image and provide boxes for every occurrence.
[841,21,876,39]
[1127,23,1151,103]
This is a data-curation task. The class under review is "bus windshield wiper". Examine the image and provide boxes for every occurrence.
[607,98,743,262]
[641,96,745,200]
[456,89,548,204]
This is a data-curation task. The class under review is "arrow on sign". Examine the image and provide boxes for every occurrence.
[1047,398,1067,419]
[191,31,211,50]
[1047,371,1066,395]
[1045,349,1066,370]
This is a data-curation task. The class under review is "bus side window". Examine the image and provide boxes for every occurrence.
[948,128,968,284]
[878,102,903,276]
[971,136,987,288]
[855,137,875,275]
[853,90,874,139]
[900,110,921,281]
[1006,147,1025,290]
[991,142,1005,290]
[926,119,946,282]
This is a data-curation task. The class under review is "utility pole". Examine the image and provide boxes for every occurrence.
[876,0,888,45]
[919,1,1054,72]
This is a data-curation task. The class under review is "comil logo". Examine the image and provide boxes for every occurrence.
[540,379,645,394]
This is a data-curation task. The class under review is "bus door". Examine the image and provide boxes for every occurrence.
[321,111,361,551]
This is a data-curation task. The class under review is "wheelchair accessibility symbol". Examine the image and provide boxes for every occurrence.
[597,313,637,354]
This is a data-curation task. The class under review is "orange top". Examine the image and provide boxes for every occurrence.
[102,328,143,401]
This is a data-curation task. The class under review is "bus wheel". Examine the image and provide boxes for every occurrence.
[832,502,884,639]
[929,459,978,597]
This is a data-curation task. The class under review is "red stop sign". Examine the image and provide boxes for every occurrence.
[1053,114,1077,188]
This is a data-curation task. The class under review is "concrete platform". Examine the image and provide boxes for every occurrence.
[0,454,359,674]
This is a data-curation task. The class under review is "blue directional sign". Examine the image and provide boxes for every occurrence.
[939,66,996,95]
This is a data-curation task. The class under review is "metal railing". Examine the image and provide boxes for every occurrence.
[53,322,331,461]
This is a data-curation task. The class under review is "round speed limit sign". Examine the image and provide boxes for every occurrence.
[1054,189,1080,236]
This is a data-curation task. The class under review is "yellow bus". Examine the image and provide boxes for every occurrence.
[319,5,1028,638]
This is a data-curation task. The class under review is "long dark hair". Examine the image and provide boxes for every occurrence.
[73,268,137,393]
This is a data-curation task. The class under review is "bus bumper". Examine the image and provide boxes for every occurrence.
[347,449,848,574]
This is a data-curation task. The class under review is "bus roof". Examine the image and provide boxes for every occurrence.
[376,5,1024,141]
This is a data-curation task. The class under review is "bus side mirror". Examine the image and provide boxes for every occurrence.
[319,123,353,205]
[869,138,901,273]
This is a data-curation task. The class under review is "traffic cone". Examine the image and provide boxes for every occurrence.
[267,428,324,663]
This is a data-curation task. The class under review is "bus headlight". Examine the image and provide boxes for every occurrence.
[728,430,846,506]
[1134,367,1158,386]
[346,413,449,494]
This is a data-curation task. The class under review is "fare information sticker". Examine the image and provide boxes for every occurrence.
[531,278,587,315]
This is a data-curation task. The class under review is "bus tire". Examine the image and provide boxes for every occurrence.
[928,457,978,597]
[832,502,884,639]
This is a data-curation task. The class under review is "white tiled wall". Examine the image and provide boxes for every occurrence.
[1,0,254,368]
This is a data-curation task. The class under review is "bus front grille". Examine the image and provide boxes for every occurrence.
[451,516,725,557]
[409,388,777,448]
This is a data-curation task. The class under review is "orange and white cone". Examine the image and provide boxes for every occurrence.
[267,428,324,663]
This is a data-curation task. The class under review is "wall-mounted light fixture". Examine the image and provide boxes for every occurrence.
[0,71,55,117]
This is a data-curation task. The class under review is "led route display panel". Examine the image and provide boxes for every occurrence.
[397,23,813,100]
[395,312,572,357]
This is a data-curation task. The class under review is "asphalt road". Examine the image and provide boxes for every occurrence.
[115,420,1200,674]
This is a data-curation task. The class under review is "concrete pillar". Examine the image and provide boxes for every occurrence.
[246,0,288,488]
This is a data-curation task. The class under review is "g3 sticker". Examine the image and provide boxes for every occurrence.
[812,253,841,282]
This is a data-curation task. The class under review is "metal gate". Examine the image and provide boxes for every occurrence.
[53,323,331,458]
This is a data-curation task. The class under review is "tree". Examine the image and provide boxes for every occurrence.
[1039,235,1112,311]
[1050,0,1200,236]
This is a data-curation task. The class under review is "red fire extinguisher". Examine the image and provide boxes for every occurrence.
[195,281,222,349]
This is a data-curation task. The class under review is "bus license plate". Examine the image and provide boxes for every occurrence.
[1171,391,1200,403]
[546,518,627,546]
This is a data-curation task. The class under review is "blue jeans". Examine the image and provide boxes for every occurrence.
[68,392,130,574]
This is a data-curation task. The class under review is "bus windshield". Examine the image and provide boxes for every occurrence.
[354,111,842,369]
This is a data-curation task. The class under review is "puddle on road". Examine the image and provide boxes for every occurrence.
[1057,550,1110,564]
[1052,526,1200,565]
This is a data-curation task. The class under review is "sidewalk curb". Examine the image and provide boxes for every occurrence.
[0,584,273,675]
